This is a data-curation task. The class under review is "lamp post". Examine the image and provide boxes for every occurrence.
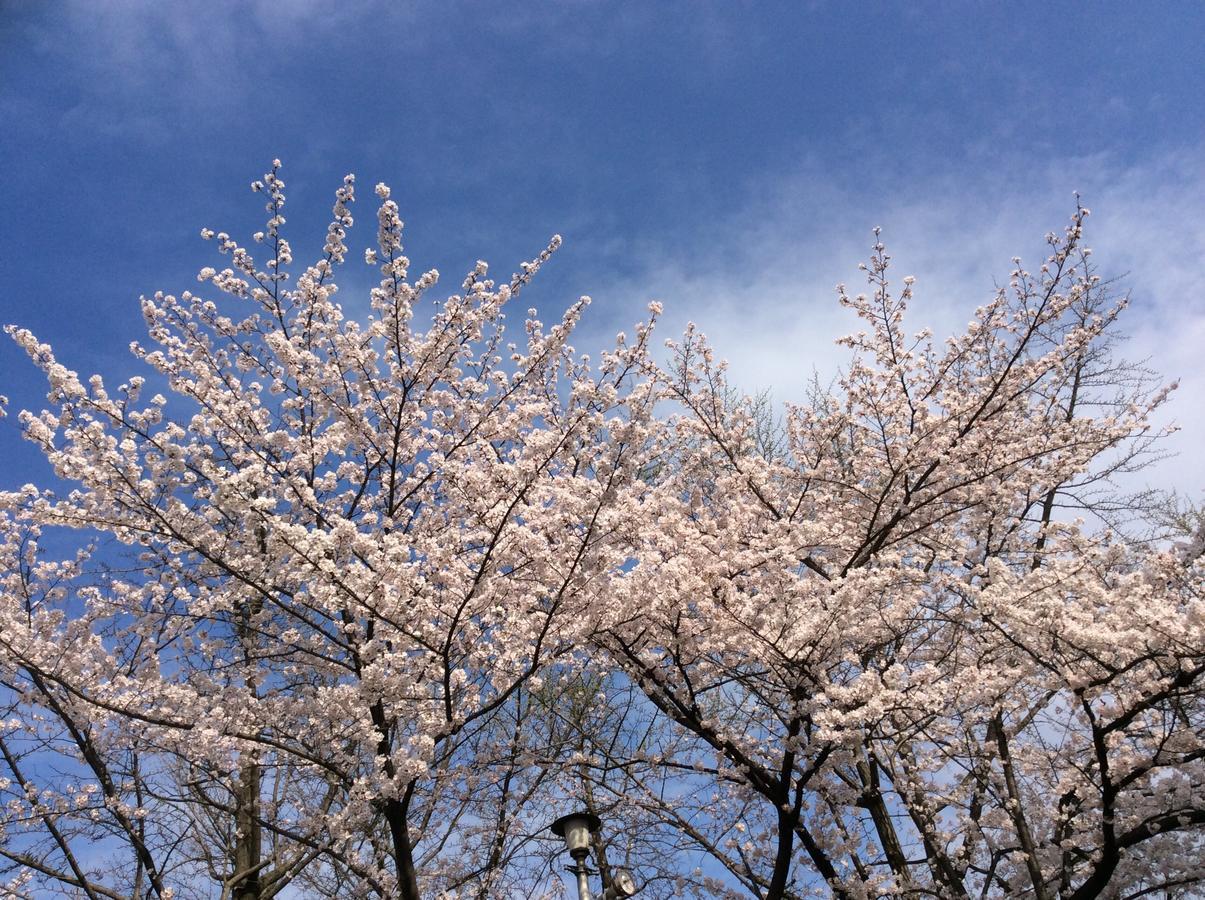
[550,810,639,900]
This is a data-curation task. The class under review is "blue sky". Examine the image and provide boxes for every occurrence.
[2,1,1203,495]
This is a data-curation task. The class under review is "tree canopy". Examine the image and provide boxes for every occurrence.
[1,165,1201,900]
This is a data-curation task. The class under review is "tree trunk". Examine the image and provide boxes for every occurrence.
[233,593,264,900]
[385,794,421,900]
[232,754,263,900]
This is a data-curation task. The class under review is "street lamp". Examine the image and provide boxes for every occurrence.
[606,870,639,898]
[550,810,639,900]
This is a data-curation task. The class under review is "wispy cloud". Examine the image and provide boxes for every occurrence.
[11,0,382,142]
[584,145,1205,494]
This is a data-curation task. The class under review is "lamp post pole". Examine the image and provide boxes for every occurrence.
[571,854,594,900]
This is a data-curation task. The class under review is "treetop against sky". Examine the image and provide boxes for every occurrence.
[1,1,1202,491]
[1,153,1201,899]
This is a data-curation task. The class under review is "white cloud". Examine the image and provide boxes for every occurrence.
[585,146,1205,497]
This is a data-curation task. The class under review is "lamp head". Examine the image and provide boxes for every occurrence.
[550,810,602,860]
[605,868,639,898]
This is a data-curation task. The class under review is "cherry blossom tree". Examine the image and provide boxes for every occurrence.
[0,162,659,899]
[2,166,1201,900]
[594,216,1203,898]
